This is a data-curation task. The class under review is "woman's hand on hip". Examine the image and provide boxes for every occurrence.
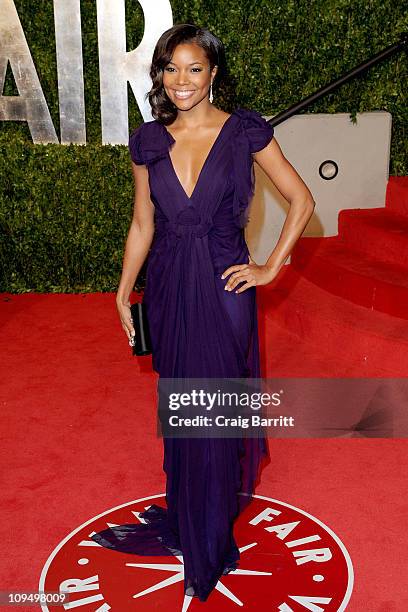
[221,255,279,293]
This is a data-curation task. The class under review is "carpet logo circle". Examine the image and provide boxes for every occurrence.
[39,493,353,610]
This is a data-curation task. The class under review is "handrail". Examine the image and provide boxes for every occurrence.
[268,31,407,127]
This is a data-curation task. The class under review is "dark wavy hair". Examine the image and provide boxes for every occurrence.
[146,23,228,125]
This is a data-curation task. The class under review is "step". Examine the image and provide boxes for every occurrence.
[338,207,408,266]
[290,236,408,320]
[257,266,408,377]
[386,176,408,217]
[258,313,368,377]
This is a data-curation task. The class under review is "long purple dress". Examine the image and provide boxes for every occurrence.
[91,107,274,602]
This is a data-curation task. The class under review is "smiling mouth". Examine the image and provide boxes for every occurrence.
[173,90,196,99]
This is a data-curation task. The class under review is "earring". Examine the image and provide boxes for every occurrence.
[209,81,213,103]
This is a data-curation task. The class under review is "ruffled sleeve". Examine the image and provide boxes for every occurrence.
[231,107,274,229]
[129,121,175,166]
[236,107,274,153]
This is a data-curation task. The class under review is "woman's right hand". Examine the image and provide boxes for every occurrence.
[116,298,135,346]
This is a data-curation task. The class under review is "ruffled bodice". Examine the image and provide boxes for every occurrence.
[129,107,274,229]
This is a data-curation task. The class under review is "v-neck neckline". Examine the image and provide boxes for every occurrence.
[161,111,236,202]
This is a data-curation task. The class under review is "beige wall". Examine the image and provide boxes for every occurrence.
[246,111,392,265]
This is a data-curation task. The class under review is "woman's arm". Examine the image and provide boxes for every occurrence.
[222,138,316,293]
[254,137,315,271]
[116,162,155,341]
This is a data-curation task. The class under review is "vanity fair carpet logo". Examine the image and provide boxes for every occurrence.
[39,494,353,611]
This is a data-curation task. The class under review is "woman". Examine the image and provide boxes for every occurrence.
[91,23,315,602]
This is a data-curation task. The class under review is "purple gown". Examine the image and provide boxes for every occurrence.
[91,107,274,602]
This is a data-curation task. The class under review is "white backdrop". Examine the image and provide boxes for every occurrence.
[247,111,392,265]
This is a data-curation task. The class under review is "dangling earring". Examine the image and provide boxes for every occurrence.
[209,81,213,103]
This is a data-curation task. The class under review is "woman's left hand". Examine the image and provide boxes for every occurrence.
[221,255,279,293]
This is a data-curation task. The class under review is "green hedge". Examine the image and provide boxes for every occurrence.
[1,0,407,292]
[0,142,136,292]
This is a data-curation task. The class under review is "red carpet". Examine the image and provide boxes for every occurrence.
[1,177,407,610]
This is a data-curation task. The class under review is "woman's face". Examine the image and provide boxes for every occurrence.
[162,42,217,110]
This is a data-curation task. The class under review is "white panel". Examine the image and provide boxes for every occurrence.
[246,111,392,265]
